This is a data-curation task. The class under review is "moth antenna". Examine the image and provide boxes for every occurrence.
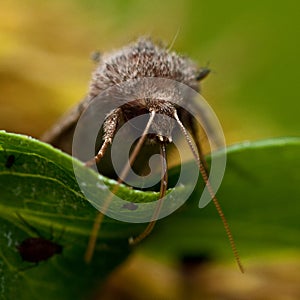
[167,27,181,52]
[173,110,244,273]
[129,141,168,245]
[84,111,156,263]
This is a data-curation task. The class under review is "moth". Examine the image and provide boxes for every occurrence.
[41,38,243,272]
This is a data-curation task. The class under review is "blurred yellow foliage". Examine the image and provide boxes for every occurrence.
[0,0,299,141]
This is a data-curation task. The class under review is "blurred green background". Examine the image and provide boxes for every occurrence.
[1,0,299,299]
[0,0,299,143]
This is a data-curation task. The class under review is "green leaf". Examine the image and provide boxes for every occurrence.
[0,131,154,300]
[1,131,299,299]
[140,137,300,265]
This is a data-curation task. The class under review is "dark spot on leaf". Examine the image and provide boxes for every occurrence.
[5,154,15,169]
[17,237,63,263]
[122,202,138,211]
[15,213,64,266]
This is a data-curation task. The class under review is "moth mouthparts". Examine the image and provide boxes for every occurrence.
[157,135,172,143]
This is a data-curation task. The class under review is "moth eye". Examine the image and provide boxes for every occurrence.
[196,67,211,81]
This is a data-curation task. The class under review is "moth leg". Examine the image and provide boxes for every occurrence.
[129,142,168,245]
[85,111,156,263]
[41,97,92,154]
[85,108,122,167]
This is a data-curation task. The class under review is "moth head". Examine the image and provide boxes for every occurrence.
[146,100,176,144]
[149,112,175,144]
